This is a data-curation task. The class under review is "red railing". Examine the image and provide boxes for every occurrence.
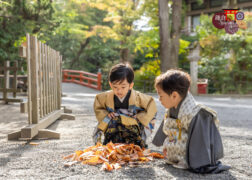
[62,69,102,91]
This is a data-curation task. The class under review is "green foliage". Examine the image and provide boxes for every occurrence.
[141,0,159,27]
[197,14,252,94]
[178,39,191,71]
[101,59,120,91]
[0,0,190,94]
[40,0,118,71]
[0,0,56,69]
[134,27,159,58]
[134,60,160,92]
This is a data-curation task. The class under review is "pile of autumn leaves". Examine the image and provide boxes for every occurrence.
[64,142,164,171]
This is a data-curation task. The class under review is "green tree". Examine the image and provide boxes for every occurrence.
[87,0,142,63]
[0,0,56,64]
[40,0,119,71]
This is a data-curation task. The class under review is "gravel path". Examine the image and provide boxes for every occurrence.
[0,83,251,179]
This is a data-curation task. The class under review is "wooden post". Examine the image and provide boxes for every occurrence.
[97,71,102,91]
[57,52,61,110]
[19,46,27,58]
[42,43,46,115]
[26,34,32,124]
[50,48,54,112]
[13,61,18,98]
[30,36,39,124]
[58,55,62,109]
[3,61,10,104]
[20,102,28,113]
[53,50,56,111]
[41,41,44,117]
[45,45,49,115]
[63,71,68,82]
[48,47,52,113]
[51,49,54,111]
[38,41,43,118]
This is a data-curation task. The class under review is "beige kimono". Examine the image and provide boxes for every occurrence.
[163,92,219,169]
[93,89,157,132]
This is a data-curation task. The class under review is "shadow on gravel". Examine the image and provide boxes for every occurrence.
[0,143,32,167]
[46,119,61,131]
[121,167,156,179]
[158,163,237,180]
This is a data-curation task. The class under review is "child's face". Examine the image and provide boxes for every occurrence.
[109,79,134,99]
[156,86,181,109]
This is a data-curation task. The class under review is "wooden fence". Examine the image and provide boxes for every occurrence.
[63,69,102,91]
[8,34,74,140]
[0,61,23,104]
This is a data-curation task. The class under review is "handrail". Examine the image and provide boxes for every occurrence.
[62,69,102,91]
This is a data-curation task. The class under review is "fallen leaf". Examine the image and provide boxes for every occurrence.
[29,142,39,146]
[64,161,78,167]
[63,142,164,171]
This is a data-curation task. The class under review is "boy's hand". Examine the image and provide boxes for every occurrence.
[108,112,116,119]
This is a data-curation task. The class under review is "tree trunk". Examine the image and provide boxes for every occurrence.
[170,0,182,69]
[70,38,90,68]
[119,0,139,63]
[159,0,182,72]
[120,47,130,63]
[158,0,170,72]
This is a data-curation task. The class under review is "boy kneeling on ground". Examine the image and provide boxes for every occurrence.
[152,69,230,173]
[93,63,157,148]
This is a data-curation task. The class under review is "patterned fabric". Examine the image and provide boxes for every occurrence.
[103,116,145,148]
[163,92,219,169]
[93,89,157,147]
[93,89,157,132]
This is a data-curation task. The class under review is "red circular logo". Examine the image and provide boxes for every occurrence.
[212,12,226,29]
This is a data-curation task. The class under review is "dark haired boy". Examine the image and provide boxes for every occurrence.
[93,63,157,148]
[152,69,230,173]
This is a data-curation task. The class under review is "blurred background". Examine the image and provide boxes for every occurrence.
[0,0,252,94]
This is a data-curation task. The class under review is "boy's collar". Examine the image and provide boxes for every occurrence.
[106,89,136,110]
[177,92,197,119]
[174,94,186,110]
[115,90,131,103]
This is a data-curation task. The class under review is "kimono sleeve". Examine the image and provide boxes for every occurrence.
[136,94,157,127]
[93,94,110,131]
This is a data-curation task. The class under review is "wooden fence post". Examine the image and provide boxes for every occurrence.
[26,34,32,124]
[30,35,40,124]
[97,72,102,91]
[13,61,18,98]
[0,61,22,104]
[3,61,10,104]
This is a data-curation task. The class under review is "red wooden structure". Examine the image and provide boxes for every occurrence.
[62,69,102,91]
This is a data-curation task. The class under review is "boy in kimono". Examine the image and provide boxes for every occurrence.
[152,69,230,173]
[93,63,157,148]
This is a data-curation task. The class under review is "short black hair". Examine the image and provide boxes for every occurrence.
[155,69,191,98]
[109,63,134,84]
